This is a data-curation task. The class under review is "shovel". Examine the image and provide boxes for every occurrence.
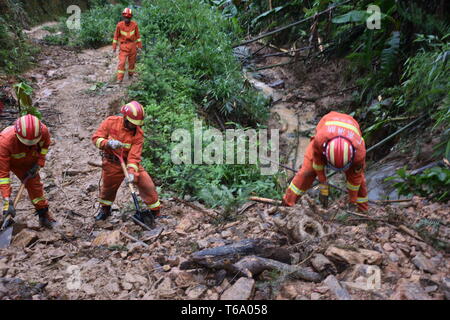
[0,182,26,248]
[112,148,155,229]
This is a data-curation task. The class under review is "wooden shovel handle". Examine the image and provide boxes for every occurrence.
[13,183,26,208]
[118,157,136,194]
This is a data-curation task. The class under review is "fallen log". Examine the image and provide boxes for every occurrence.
[232,255,322,282]
[180,238,291,271]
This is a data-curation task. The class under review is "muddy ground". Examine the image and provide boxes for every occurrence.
[0,26,449,300]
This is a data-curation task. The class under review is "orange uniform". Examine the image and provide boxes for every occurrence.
[112,20,142,81]
[92,116,160,211]
[283,111,368,211]
[0,125,51,210]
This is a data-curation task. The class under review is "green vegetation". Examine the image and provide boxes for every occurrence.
[0,2,38,74]
[214,0,449,202]
[387,167,450,202]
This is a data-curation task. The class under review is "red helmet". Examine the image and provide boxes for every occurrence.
[121,101,145,126]
[15,114,42,146]
[122,8,132,18]
[324,136,355,171]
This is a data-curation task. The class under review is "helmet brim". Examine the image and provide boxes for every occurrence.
[16,134,41,146]
[126,116,144,126]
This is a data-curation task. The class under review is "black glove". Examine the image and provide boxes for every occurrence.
[26,164,40,179]
[318,183,329,209]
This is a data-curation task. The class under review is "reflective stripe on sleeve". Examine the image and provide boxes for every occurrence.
[127,163,138,172]
[113,39,118,43]
[288,182,305,196]
[96,138,106,149]
[41,148,48,155]
[313,162,324,171]
[0,178,11,185]
[117,70,125,74]
[136,38,141,42]
[11,153,26,159]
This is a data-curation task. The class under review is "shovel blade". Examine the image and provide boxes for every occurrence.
[0,226,13,249]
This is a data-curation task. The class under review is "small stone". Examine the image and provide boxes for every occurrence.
[310,292,321,300]
[105,282,121,294]
[390,279,431,300]
[163,265,171,272]
[389,253,400,263]
[186,285,207,299]
[383,243,394,252]
[12,229,38,248]
[412,253,436,274]
[221,230,232,238]
[122,282,133,290]
[82,284,96,296]
[167,256,180,267]
[220,278,255,300]
[324,275,352,300]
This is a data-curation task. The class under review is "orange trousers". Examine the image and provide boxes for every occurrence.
[117,42,137,81]
[283,141,369,212]
[99,160,160,211]
[11,166,48,210]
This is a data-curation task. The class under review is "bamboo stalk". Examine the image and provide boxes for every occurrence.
[233,0,352,48]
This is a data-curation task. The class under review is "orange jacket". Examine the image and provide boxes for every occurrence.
[92,116,144,174]
[112,21,142,50]
[0,125,51,198]
[312,111,366,201]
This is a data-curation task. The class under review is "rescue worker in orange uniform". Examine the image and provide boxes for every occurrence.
[92,101,161,223]
[0,114,56,228]
[283,111,369,212]
[112,8,142,82]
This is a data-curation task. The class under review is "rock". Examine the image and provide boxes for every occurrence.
[186,284,207,299]
[167,256,180,267]
[82,284,96,296]
[325,246,383,265]
[105,282,121,293]
[441,277,450,300]
[91,230,121,246]
[197,239,209,249]
[155,278,176,298]
[412,253,436,274]
[388,253,400,263]
[12,229,38,248]
[163,265,171,272]
[221,230,232,238]
[122,282,133,290]
[0,261,8,277]
[310,292,321,300]
[390,279,432,300]
[324,275,352,300]
[311,254,337,276]
[383,243,394,252]
[220,277,255,300]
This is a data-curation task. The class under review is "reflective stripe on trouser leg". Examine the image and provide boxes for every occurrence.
[283,141,317,206]
[356,177,368,212]
[117,50,128,80]
[128,51,137,76]
[100,162,125,205]
[19,170,48,210]
[136,170,160,211]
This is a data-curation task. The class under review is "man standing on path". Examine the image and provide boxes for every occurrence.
[92,101,161,223]
[0,114,56,228]
[112,7,142,83]
[282,111,369,212]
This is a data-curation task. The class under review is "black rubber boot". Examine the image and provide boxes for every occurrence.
[95,206,111,221]
[36,207,56,229]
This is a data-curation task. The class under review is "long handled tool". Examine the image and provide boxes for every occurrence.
[0,181,27,248]
[112,148,154,229]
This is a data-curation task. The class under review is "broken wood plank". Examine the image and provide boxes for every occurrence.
[232,255,322,282]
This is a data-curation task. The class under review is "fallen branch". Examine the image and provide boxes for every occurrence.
[120,230,149,248]
[249,196,282,206]
[87,161,102,168]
